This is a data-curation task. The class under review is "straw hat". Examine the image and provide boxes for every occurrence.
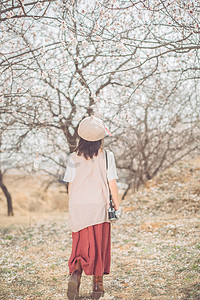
[78,116,106,141]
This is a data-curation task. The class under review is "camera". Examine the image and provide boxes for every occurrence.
[108,206,117,221]
[108,197,121,221]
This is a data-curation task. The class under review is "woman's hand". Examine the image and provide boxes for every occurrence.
[115,209,122,219]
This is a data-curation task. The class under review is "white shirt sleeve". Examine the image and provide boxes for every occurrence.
[63,155,76,183]
[106,150,119,181]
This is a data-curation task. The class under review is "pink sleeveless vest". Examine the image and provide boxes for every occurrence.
[69,149,110,232]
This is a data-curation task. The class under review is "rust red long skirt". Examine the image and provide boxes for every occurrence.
[68,222,111,276]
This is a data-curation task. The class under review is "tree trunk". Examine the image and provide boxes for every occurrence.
[122,183,131,200]
[0,171,14,216]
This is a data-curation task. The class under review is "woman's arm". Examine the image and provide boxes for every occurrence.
[68,182,71,193]
[108,179,120,210]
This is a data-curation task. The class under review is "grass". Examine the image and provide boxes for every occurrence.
[0,156,200,299]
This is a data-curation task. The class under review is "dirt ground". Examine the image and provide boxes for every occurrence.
[0,157,200,299]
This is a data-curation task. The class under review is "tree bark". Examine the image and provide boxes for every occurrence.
[0,171,14,216]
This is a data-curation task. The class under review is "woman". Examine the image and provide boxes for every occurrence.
[63,116,120,300]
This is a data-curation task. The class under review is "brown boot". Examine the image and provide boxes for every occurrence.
[92,275,105,299]
[67,260,82,300]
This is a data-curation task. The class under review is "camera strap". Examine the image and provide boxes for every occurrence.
[105,150,114,209]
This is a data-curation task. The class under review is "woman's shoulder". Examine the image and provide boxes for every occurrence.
[105,149,115,157]
[70,151,82,161]
[104,149,116,164]
[68,152,75,159]
[68,152,79,163]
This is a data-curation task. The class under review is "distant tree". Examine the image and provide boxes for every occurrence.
[0,124,14,216]
[0,169,13,216]
[107,75,200,197]
[0,0,199,209]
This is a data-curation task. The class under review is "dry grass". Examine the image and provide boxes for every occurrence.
[0,156,200,299]
[0,174,68,216]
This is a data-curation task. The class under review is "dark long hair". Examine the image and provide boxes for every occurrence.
[74,137,103,159]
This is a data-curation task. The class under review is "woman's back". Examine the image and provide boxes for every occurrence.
[68,149,109,232]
